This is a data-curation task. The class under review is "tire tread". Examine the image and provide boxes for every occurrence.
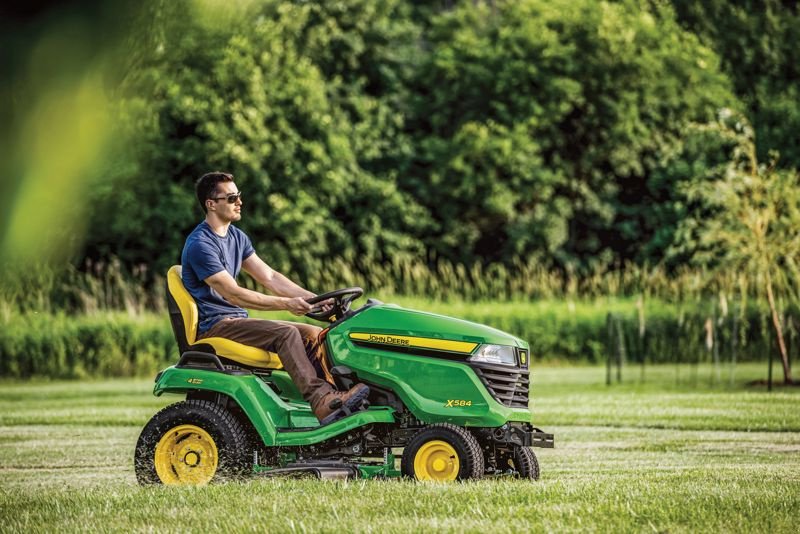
[514,446,540,480]
[401,422,484,480]
[134,399,250,485]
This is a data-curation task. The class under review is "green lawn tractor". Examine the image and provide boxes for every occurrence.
[133,266,553,484]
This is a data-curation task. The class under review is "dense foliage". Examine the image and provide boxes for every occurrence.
[670,0,800,169]
[77,0,751,284]
[3,0,798,286]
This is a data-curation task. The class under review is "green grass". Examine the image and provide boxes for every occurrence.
[1,365,799,533]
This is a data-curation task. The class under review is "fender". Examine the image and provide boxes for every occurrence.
[154,366,396,446]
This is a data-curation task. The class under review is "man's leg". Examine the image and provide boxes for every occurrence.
[272,320,334,384]
[198,318,367,422]
[199,318,333,410]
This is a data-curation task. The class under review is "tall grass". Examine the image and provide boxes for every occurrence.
[3,257,797,310]
[0,297,789,379]
[0,258,164,317]
[1,258,796,380]
[0,313,175,379]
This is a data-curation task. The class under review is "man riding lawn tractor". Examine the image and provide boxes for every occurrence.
[182,172,369,424]
[133,171,553,483]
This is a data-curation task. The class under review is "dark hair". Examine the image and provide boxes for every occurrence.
[195,172,234,213]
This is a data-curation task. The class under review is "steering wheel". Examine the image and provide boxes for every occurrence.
[305,287,364,323]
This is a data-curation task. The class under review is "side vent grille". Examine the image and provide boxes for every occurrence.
[470,363,529,409]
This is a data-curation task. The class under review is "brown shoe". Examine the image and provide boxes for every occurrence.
[314,383,370,424]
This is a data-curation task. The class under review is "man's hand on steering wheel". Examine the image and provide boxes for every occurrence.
[308,295,334,314]
[305,287,364,322]
[285,296,314,316]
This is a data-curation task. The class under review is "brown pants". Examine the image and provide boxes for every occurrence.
[198,318,334,409]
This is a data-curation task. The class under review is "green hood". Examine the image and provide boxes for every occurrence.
[335,303,527,350]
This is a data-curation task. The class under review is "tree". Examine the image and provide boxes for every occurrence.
[404,0,737,269]
[670,0,800,169]
[80,0,742,278]
[674,112,800,384]
[84,0,429,283]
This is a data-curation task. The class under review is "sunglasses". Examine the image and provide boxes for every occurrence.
[210,191,242,204]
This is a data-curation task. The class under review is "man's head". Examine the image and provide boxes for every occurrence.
[195,171,242,222]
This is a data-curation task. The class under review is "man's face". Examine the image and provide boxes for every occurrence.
[207,181,242,222]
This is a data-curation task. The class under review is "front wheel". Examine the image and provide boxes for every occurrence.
[401,423,484,481]
[496,446,540,480]
[134,400,250,485]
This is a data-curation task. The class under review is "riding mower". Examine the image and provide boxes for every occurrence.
[133,266,553,484]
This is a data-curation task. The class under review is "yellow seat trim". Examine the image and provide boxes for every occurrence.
[167,265,283,369]
[199,337,283,368]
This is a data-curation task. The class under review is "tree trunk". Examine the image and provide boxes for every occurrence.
[765,273,793,384]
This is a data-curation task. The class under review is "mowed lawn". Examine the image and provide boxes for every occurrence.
[1,364,798,533]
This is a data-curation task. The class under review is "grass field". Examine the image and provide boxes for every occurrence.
[1,364,798,533]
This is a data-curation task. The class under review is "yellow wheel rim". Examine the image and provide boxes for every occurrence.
[154,424,218,485]
[414,440,460,481]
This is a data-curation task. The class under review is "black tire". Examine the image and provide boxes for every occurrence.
[496,446,540,480]
[401,423,484,481]
[134,400,251,485]
[515,446,540,480]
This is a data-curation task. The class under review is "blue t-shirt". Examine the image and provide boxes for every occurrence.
[181,221,256,334]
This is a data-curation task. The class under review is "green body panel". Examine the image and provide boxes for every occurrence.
[268,370,303,403]
[326,304,532,427]
[154,366,395,446]
[343,304,527,347]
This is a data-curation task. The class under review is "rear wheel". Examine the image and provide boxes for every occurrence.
[401,423,484,481]
[134,400,250,485]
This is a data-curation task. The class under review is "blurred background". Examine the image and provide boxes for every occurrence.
[1,0,798,384]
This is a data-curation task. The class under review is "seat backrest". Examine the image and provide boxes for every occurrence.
[166,265,198,353]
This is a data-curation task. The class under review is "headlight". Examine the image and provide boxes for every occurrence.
[468,344,517,366]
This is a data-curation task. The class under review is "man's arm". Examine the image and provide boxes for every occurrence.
[241,253,314,299]
[205,270,312,315]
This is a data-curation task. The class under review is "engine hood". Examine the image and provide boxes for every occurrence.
[334,303,527,351]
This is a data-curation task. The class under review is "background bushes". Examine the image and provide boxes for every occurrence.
[0,314,175,379]
[5,0,799,289]
[0,298,787,378]
[68,0,746,279]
